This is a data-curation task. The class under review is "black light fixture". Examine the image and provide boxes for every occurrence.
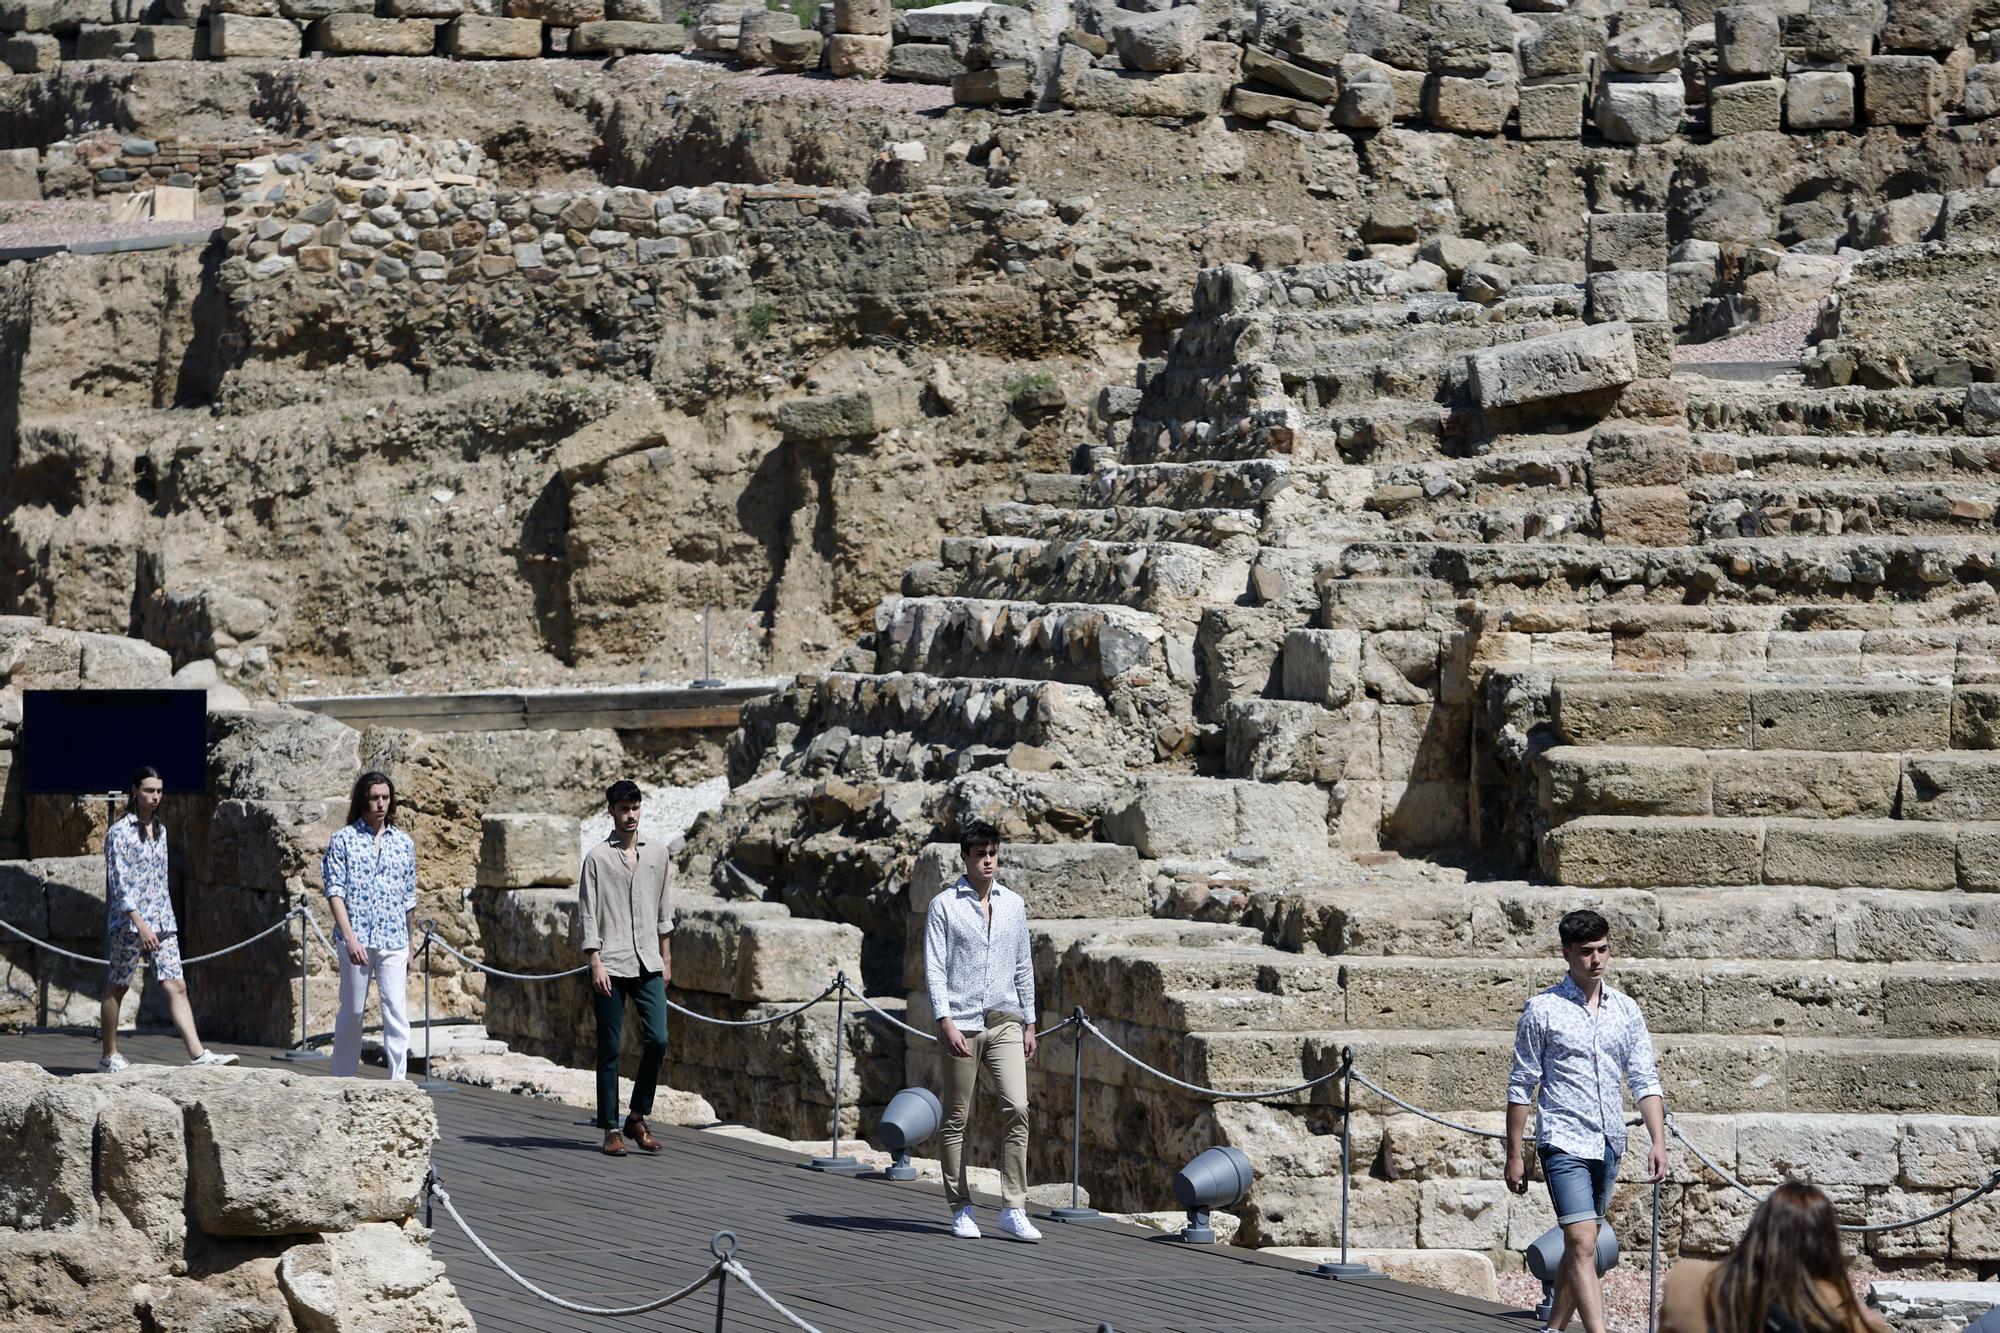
[1172,1146,1254,1244]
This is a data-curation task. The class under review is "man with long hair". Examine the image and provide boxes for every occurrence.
[1505,908,1668,1333]
[323,770,417,1079]
[1660,1181,1887,1333]
[578,779,674,1157]
[99,765,237,1070]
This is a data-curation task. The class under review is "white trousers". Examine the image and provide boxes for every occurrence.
[332,946,410,1080]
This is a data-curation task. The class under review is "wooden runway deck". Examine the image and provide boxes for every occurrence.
[10,1029,1537,1333]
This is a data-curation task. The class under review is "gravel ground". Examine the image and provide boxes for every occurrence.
[1495,1261,1881,1331]
[578,775,729,857]
[0,217,219,251]
[1673,307,1820,365]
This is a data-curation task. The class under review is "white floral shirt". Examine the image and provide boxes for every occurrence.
[1507,974,1664,1160]
[105,814,174,936]
[322,821,417,953]
[924,876,1034,1033]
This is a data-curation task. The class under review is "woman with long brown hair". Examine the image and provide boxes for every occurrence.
[1659,1181,1887,1333]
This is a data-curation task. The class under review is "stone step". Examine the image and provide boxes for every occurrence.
[1685,383,1968,438]
[905,536,1247,623]
[1549,679,2000,752]
[1691,477,2000,540]
[1691,432,2000,482]
[1538,745,2000,823]
[945,768,1330,860]
[1258,881,2000,965]
[1540,814,2000,891]
[1331,535,2000,606]
[1177,1028,2000,1118]
[874,596,1186,690]
[982,501,1262,557]
[1021,459,1291,511]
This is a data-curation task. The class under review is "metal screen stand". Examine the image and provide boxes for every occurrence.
[417,926,455,1094]
[1049,1007,1100,1221]
[1317,1047,1379,1280]
[808,973,864,1173]
[280,895,327,1062]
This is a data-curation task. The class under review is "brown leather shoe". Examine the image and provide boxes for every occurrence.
[601,1129,628,1157]
[623,1115,661,1153]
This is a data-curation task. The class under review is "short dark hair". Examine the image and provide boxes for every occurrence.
[958,820,1001,854]
[346,771,396,826]
[1559,909,1610,948]
[606,779,643,807]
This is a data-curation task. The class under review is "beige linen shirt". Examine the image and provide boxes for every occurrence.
[576,837,674,978]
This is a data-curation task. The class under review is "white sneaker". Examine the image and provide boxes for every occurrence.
[97,1053,129,1072]
[950,1206,981,1240]
[189,1050,239,1067]
[997,1208,1042,1243]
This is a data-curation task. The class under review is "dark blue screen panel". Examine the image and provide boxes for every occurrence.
[21,690,208,795]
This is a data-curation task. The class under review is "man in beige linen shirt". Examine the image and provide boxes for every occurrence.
[577,779,674,1157]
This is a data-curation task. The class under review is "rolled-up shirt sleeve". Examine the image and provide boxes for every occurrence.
[321,835,349,902]
[923,896,953,1024]
[1507,1003,1544,1107]
[401,831,417,915]
[1624,1013,1664,1103]
[656,859,674,939]
[577,853,602,954]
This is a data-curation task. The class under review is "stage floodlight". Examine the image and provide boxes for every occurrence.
[876,1087,942,1182]
[1524,1220,1620,1324]
[1172,1146,1254,1244]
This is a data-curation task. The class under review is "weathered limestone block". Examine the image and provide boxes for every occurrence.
[1585,211,1668,273]
[1241,43,1337,103]
[1423,73,1512,133]
[208,710,360,804]
[1713,5,1778,75]
[1536,746,1710,819]
[505,0,600,22]
[1736,1113,1901,1185]
[1901,755,2000,821]
[1590,423,1689,486]
[1336,67,1399,127]
[1067,69,1228,115]
[0,1066,101,1229]
[1880,0,1968,52]
[1606,10,1681,73]
[207,11,302,55]
[571,18,683,48]
[736,916,864,1001]
[735,6,795,61]
[1763,820,1957,890]
[954,64,1035,103]
[1280,629,1359,708]
[1864,54,1944,125]
[475,813,580,888]
[1466,323,1636,410]
[96,1088,188,1255]
[1750,685,1949,753]
[1596,485,1689,546]
[1230,85,1328,129]
[1105,776,1327,858]
[210,798,347,895]
[832,0,886,34]
[443,12,541,54]
[1224,699,1351,783]
[312,12,437,50]
[0,0,108,29]
[1708,76,1783,133]
[1709,751,1899,819]
[1787,69,1855,128]
[1962,63,2000,120]
[1419,1179,1511,1249]
[1901,1116,2000,1187]
[1542,816,1763,887]
[1516,78,1585,138]
[827,30,890,75]
[777,380,920,440]
[767,25,821,67]
[1587,270,1669,324]
[1552,680,1751,749]
[1594,77,1684,144]
[1787,1039,1998,1116]
[325,1222,475,1332]
[1112,2,1197,72]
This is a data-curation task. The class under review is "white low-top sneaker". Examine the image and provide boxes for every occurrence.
[950,1206,981,1240]
[189,1049,239,1067]
[97,1052,129,1072]
[997,1208,1042,1243]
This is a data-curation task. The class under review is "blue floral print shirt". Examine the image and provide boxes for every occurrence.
[105,813,175,936]
[1507,974,1665,1161]
[322,820,418,952]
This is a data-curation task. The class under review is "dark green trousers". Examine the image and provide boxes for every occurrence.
[592,970,668,1129]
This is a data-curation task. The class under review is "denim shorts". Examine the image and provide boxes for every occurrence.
[1539,1145,1620,1226]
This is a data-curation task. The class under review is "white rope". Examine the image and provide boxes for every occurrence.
[723,1259,826,1333]
[302,909,344,961]
[0,909,303,968]
[1666,1116,2000,1234]
[840,982,1076,1043]
[1079,1016,1345,1100]
[423,931,588,980]
[1348,1068,1507,1141]
[431,1177,720,1315]
[663,981,841,1027]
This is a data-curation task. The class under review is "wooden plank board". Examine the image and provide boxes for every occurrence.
[6,1030,1532,1333]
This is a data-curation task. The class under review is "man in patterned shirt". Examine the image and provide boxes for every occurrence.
[98,766,238,1071]
[324,770,418,1080]
[924,820,1041,1243]
[1505,909,1668,1333]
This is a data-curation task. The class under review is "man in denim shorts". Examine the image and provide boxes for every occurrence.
[1504,909,1667,1333]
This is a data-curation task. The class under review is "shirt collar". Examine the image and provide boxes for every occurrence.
[953,876,1003,899]
[605,835,648,850]
[1555,973,1614,1007]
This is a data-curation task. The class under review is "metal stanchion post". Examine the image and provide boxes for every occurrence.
[1049,1005,1099,1221]
[1648,1179,1662,1333]
[809,972,863,1173]
[418,924,454,1094]
[281,896,326,1062]
[711,1232,737,1332]
[1317,1047,1378,1280]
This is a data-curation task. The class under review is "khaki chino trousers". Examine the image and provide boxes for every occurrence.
[939,1009,1030,1210]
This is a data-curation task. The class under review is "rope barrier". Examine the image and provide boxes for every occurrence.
[430,1174,721,1316]
[301,910,344,962]
[840,981,1076,1043]
[423,932,588,980]
[0,909,305,968]
[1078,1016,1347,1100]
[720,1259,826,1333]
[1348,1067,1507,1140]
[664,980,844,1028]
